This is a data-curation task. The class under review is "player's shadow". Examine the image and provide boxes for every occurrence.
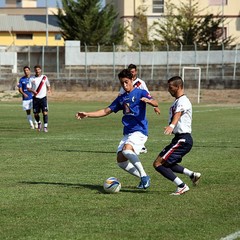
[20,181,105,193]
[55,149,116,154]
[19,181,150,194]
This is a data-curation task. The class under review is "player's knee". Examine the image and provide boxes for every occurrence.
[153,157,163,168]
[117,151,127,163]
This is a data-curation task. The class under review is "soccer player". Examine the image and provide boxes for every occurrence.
[18,66,38,129]
[119,64,161,153]
[153,76,201,195]
[76,69,159,189]
[27,65,51,132]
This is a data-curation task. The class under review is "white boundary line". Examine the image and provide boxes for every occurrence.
[220,231,240,240]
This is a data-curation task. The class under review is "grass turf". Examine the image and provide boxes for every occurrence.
[0,100,239,240]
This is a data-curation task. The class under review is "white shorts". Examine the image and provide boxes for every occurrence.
[117,131,148,155]
[22,99,33,111]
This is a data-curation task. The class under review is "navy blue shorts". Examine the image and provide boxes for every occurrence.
[159,133,193,165]
[33,96,48,114]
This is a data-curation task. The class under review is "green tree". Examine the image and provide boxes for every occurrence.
[127,4,155,50]
[56,0,124,45]
[154,0,235,48]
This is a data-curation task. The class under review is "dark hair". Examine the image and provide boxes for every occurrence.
[118,69,133,80]
[34,65,41,69]
[23,66,30,70]
[127,64,137,70]
[168,76,183,88]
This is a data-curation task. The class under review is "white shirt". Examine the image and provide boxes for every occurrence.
[27,75,50,99]
[169,95,192,134]
[119,77,149,95]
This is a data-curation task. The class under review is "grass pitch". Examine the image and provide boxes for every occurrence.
[0,100,239,240]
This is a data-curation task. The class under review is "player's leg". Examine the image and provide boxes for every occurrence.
[153,140,190,195]
[22,100,34,129]
[122,132,150,189]
[117,152,140,178]
[42,97,49,132]
[33,97,41,131]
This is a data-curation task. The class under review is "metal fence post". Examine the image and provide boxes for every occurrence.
[42,45,45,72]
[233,44,238,80]
[206,42,210,81]
[179,43,183,76]
[138,42,142,78]
[57,45,59,79]
[84,43,87,79]
[113,43,116,80]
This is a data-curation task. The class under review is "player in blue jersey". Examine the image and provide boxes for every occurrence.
[76,69,159,189]
[153,76,201,195]
[119,64,161,154]
[18,66,37,129]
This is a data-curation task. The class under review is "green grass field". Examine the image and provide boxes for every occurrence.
[0,99,239,240]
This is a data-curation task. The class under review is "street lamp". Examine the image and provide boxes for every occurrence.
[46,0,49,46]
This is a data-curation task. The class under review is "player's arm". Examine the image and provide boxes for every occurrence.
[140,97,158,108]
[76,107,112,120]
[18,86,28,98]
[164,111,182,135]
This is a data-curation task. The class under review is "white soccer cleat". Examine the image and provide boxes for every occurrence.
[34,122,38,129]
[191,172,201,186]
[170,184,189,196]
[140,147,147,154]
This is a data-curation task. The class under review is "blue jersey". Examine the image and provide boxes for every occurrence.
[109,88,153,136]
[18,76,33,100]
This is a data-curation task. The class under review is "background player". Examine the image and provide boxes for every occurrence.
[153,76,201,195]
[27,65,51,132]
[18,66,38,129]
[76,69,159,189]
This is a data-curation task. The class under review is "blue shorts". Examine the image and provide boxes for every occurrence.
[33,96,48,114]
[159,133,193,166]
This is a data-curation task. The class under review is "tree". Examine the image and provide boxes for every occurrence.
[127,4,155,50]
[56,0,124,45]
[153,0,235,48]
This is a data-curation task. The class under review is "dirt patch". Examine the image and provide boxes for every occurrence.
[1,89,239,104]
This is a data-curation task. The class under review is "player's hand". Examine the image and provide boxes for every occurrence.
[164,126,173,135]
[154,107,161,115]
[75,112,88,120]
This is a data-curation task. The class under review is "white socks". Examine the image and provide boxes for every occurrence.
[117,161,140,177]
[27,114,33,126]
[121,149,147,177]
[183,168,194,177]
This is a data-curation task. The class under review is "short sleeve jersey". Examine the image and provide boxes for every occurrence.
[109,88,152,136]
[27,75,50,99]
[18,76,33,100]
[169,95,192,134]
[119,78,149,95]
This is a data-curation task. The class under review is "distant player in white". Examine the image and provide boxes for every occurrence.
[119,64,161,153]
[18,66,38,129]
[27,65,51,132]
[153,76,201,195]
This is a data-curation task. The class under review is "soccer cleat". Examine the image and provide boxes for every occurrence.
[34,122,38,129]
[30,125,34,129]
[191,172,201,186]
[140,147,147,154]
[38,122,42,132]
[170,184,189,195]
[137,181,144,189]
[141,175,150,189]
[43,127,48,133]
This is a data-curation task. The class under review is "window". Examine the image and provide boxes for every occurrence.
[16,0,22,7]
[153,0,164,13]
[55,34,62,40]
[16,34,33,40]
[209,0,228,6]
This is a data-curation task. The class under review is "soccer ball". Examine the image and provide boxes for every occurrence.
[103,177,121,193]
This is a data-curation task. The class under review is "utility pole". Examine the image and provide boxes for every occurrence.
[46,0,49,46]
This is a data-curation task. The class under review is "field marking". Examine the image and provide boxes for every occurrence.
[194,106,240,113]
[220,231,240,240]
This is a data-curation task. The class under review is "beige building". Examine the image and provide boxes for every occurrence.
[106,0,240,45]
[0,0,64,47]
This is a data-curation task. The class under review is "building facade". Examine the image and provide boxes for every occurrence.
[106,0,240,45]
[0,0,64,47]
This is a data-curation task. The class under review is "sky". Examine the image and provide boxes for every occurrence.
[0,0,105,8]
